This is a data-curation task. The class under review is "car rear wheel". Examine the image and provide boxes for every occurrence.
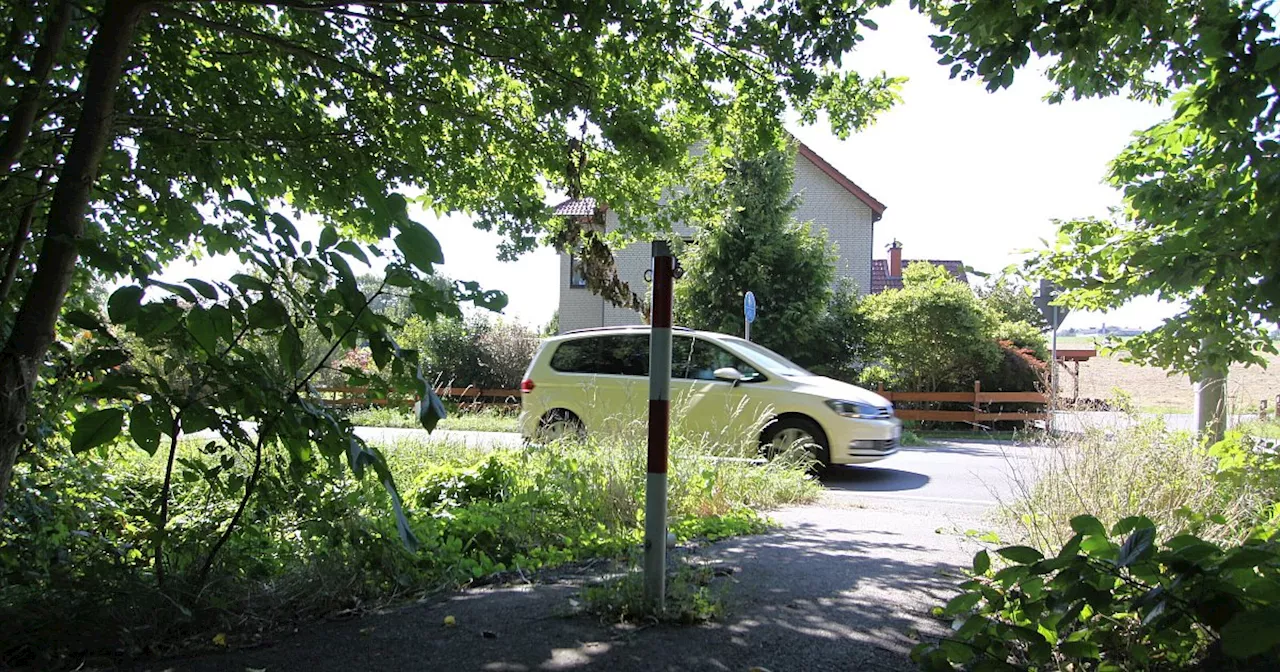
[761,417,829,467]
[537,409,585,443]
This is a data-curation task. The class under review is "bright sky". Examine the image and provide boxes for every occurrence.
[161,4,1180,331]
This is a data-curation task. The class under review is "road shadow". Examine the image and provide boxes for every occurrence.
[165,508,969,672]
[821,464,931,492]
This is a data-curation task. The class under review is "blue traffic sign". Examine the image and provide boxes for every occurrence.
[744,291,757,323]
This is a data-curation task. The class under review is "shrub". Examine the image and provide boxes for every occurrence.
[913,518,1280,671]
[396,314,538,389]
[862,262,1002,392]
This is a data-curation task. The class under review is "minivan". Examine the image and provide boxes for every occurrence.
[518,326,901,465]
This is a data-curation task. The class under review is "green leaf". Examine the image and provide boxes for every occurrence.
[1117,527,1156,567]
[187,308,219,354]
[71,408,125,454]
[107,285,145,324]
[247,297,289,330]
[336,240,369,265]
[973,549,991,575]
[279,326,304,373]
[1219,546,1277,570]
[395,222,444,272]
[82,348,128,370]
[318,226,338,251]
[185,278,220,300]
[997,545,1044,564]
[230,273,272,293]
[149,279,198,303]
[129,404,162,456]
[1070,514,1107,537]
[1111,515,1155,536]
[1220,608,1280,658]
[1058,640,1100,660]
[65,309,107,332]
[943,591,983,615]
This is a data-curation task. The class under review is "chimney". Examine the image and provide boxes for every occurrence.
[888,239,903,278]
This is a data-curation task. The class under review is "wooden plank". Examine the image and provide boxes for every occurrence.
[893,410,978,422]
[976,392,1048,403]
[880,392,976,403]
[978,412,1048,422]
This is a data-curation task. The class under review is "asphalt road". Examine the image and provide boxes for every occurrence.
[166,437,1042,672]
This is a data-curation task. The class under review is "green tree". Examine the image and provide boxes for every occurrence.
[861,262,1002,392]
[674,146,837,360]
[917,0,1280,374]
[979,276,1048,332]
[0,0,903,516]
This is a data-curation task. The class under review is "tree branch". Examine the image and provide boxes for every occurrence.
[0,169,53,307]
[0,0,74,179]
[195,423,266,587]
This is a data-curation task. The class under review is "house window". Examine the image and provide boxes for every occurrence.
[569,255,588,288]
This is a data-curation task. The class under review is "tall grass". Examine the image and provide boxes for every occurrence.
[1000,418,1274,550]
[1,420,816,668]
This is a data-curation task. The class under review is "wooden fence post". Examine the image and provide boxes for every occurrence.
[973,380,981,431]
[1262,399,1269,421]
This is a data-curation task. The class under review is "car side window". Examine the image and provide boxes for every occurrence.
[683,339,763,382]
[550,335,652,376]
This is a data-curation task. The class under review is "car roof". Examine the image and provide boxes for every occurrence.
[546,325,733,344]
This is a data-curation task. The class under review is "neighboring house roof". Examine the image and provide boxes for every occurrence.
[795,142,886,221]
[870,259,968,293]
[551,143,887,221]
[552,197,599,217]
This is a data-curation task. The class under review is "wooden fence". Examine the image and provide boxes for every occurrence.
[312,385,521,410]
[876,381,1048,426]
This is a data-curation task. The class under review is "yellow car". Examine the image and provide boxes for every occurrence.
[518,326,901,466]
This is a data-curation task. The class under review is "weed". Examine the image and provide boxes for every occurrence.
[580,557,730,625]
[997,419,1272,549]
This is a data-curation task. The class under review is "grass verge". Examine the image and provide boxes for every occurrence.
[348,406,520,432]
[996,418,1275,550]
[1,429,816,668]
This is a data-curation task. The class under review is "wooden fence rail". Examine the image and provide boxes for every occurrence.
[876,381,1048,426]
[312,385,521,409]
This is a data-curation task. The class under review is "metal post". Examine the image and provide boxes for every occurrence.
[645,241,674,609]
[1049,304,1058,433]
[745,318,750,342]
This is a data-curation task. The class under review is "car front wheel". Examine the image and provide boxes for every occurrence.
[760,417,830,467]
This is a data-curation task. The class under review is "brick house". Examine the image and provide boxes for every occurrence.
[869,240,968,293]
[554,143,887,333]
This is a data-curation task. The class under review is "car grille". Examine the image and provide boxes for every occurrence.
[873,407,893,418]
[848,438,898,454]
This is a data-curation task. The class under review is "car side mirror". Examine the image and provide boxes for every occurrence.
[713,367,745,385]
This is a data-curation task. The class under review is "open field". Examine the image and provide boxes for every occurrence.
[1054,336,1280,413]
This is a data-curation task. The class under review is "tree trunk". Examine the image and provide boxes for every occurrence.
[0,0,147,519]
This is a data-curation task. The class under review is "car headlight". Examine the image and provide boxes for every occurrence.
[825,400,884,419]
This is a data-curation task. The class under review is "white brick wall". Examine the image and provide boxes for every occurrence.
[557,153,877,333]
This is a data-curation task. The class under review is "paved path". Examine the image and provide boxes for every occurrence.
[159,440,1033,672]
[1052,410,1264,435]
[354,426,522,448]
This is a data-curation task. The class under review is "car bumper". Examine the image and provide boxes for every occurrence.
[825,417,902,465]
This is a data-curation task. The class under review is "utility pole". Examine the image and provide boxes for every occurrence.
[644,241,674,609]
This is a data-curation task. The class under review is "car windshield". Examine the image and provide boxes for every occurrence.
[721,337,812,377]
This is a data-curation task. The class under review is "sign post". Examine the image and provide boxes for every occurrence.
[744,291,757,341]
[1034,281,1067,432]
[644,241,674,609]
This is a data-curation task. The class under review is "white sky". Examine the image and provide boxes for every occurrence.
[161,4,1180,331]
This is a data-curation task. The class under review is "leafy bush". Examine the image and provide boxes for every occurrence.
[397,314,538,389]
[913,516,1280,671]
[862,262,1002,392]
